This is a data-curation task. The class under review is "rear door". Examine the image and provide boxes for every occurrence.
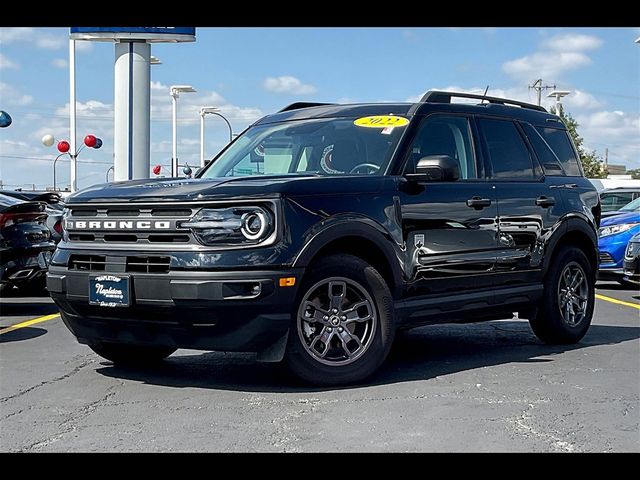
[476,117,563,287]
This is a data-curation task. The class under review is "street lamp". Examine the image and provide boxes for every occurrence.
[547,90,571,115]
[170,85,197,177]
[150,55,162,65]
[199,106,233,167]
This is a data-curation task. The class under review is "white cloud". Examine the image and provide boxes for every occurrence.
[503,51,591,80]
[577,110,640,168]
[75,41,93,53]
[263,76,317,95]
[0,53,18,69]
[543,34,603,52]
[35,35,66,50]
[0,27,34,44]
[502,33,603,81]
[51,58,68,69]
[0,82,33,106]
[562,89,602,110]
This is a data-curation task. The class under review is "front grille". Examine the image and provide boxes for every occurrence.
[126,256,170,273]
[599,252,614,264]
[66,205,197,246]
[69,254,170,273]
[69,254,107,271]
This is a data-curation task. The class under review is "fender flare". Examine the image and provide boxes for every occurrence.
[292,218,404,297]
[542,215,598,276]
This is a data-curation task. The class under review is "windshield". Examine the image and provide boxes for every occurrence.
[620,197,640,212]
[200,116,409,179]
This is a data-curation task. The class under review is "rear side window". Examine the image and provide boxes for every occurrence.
[536,127,582,176]
[477,118,536,180]
[600,192,636,212]
[520,123,565,175]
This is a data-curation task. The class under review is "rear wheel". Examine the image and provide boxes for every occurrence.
[529,246,595,344]
[88,342,176,365]
[285,254,395,385]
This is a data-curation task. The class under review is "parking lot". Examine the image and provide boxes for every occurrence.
[1,282,638,452]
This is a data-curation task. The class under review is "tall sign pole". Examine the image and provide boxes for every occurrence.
[69,39,78,192]
[69,28,196,186]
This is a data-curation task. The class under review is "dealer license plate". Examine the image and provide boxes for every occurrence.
[89,275,130,307]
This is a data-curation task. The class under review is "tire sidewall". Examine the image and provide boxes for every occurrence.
[285,254,395,385]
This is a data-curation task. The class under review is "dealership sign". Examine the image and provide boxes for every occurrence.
[70,27,196,43]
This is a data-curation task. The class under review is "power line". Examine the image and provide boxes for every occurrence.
[0,154,113,165]
[528,78,556,106]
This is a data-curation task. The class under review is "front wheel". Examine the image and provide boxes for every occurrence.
[284,254,395,385]
[88,342,176,365]
[529,246,595,344]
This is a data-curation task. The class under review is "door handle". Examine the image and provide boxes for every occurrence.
[466,197,492,209]
[535,196,556,208]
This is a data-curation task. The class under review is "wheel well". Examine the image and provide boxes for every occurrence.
[307,236,398,296]
[550,229,598,276]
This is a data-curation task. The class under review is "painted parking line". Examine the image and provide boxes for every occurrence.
[0,313,60,335]
[595,294,640,311]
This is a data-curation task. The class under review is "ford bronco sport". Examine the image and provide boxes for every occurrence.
[48,91,600,385]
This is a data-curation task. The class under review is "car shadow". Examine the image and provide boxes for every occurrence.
[597,281,639,292]
[0,300,58,318]
[95,320,640,393]
[0,327,48,343]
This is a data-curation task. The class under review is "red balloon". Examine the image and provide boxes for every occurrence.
[57,140,70,153]
[84,134,97,148]
[152,165,162,175]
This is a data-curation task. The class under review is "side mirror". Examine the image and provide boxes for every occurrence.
[406,155,459,182]
[195,159,213,177]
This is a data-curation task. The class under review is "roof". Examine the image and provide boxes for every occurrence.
[257,90,562,129]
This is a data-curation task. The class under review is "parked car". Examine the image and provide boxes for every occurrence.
[599,187,640,213]
[0,190,64,243]
[48,91,600,385]
[623,233,640,285]
[0,193,56,294]
[601,196,640,219]
[598,212,640,285]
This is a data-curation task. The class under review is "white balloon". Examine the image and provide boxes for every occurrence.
[42,134,55,147]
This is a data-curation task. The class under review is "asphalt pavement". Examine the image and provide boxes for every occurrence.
[1,281,638,452]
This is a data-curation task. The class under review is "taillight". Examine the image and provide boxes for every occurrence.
[0,212,45,229]
[54,220,63,235]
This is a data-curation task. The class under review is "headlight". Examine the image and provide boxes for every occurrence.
[181,206,275,246]
[598,222,640,238]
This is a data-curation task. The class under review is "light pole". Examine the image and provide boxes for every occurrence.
[199,107,233,167]
[170,85,196,177]
[547,90,571,115]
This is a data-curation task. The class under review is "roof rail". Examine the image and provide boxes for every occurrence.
[420,90,547,112]
[278,102,335,113]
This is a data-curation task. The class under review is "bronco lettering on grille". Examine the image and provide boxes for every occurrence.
[66,220,171,229]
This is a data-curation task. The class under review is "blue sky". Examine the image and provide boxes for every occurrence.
[1,27,638,190]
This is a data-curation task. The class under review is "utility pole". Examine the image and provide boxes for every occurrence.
[529,78,556,106]
[605,148,608,166]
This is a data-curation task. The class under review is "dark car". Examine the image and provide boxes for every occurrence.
[48,91,600,385]
[0,193,56,294]
[599,187,640,213]
[623,233,640,284]
[1,190,65,243]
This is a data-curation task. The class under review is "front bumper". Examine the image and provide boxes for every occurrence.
[47,265,303,354]
[623,256,639,283]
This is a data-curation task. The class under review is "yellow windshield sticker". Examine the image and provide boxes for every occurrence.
[354,115,409,128]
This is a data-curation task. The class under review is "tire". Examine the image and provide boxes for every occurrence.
[529,246,595,344]
[284,254,395,386]
[88,342,176,365]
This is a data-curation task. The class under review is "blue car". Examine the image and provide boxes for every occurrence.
[598,211,640,284]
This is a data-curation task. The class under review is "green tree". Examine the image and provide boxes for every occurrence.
[550,106,607,179]
[628,168,640,180]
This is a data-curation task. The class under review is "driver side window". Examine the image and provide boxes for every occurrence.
[406,116,478,180]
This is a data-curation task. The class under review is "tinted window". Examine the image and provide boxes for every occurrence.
[520,123,564,175]
[407,116,477,179]
[478,118,535,179]
[600,192,636,212]
[536,127,581,176]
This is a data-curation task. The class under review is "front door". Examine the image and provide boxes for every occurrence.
[398,114,498,297]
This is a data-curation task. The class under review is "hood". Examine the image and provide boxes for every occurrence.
[600,211,640,227]
[66,174,386,204]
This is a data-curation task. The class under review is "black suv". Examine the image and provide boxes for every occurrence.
[48,91,600,385]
